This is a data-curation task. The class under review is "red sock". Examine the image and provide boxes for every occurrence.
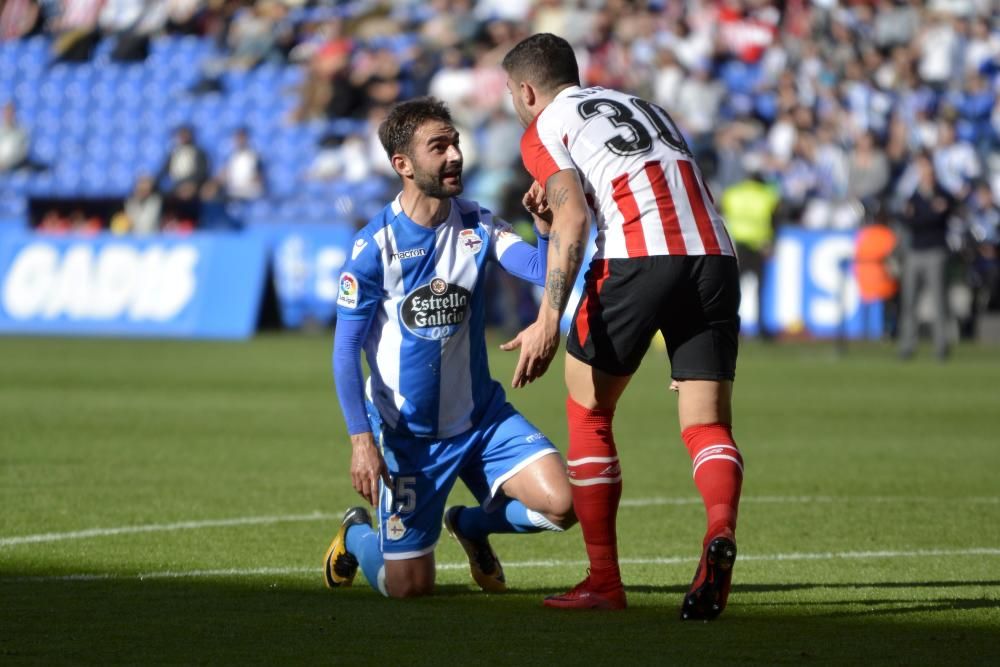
[566,397,623,590]
[682,423,744,542]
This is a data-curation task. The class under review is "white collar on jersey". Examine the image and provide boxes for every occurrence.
[391,192,457,227]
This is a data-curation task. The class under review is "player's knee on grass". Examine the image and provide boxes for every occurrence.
[384,556,435,598]
[386,578,434,598]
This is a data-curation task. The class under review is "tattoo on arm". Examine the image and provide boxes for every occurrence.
[546,268,569,311]
[549,229,561,254]
[549,186,570,211]
[567,240,582,268]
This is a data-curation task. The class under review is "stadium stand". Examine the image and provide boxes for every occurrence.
[0,0,998,334]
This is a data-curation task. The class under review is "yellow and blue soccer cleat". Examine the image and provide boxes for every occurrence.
[323,506,372,588]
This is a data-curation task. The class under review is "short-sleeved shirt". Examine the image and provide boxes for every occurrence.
[520,85,735,261]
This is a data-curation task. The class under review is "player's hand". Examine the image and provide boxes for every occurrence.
[522,180,552,233]
[500,319,561,388]
[350,432,390,507]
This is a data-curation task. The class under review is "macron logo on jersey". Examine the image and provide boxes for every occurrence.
[391,248,427,261]
[337,272,359,309]
[352,239,368,260]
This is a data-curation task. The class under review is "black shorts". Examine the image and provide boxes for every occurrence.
[566,255,741,380]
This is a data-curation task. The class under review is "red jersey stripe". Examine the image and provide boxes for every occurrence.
[678,160,721,255]
[575,260,611,346]
[644,161,687,255]
[611,173,647,258]
[520,117,562,186]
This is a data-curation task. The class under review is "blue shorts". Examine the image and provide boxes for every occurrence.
[367,396,559,560]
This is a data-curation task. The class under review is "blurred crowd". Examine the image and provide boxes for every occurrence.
[1,0,999,337]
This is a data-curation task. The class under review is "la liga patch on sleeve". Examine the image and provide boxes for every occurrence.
[337,272,359,309]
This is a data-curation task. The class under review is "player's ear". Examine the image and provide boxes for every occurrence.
[391,153,413,179]
[520,80,536,107]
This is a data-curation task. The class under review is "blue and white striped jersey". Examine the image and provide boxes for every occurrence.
[336,194,536,439]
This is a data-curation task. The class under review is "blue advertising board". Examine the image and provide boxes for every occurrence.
[751,227,882,339]
[0,225,884,341]
[245,223,355,329]
[0,232,267,339]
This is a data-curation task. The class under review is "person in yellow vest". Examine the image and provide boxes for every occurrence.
[721,172,780,339]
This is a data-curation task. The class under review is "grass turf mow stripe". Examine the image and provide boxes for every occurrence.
[3,496,997,548]
[5,547,999,583]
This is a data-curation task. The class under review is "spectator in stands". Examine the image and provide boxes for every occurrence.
[164,0,202,35]
[158,125,208,198]
[848,131,891,217]
[223,1,283,71]
[111,175,162,235]
[217,127,264,201]
[157,125,209,225]
[898,152,955,361]
[290,32,359,123]
[915,11,961,92]
[0,103,29,172]
[674,60,724,166]
[933,120,981,201]
[0,0,41,40]
[99,0,166,62]
[966,180,1000,327]
[307,133,370,184]
[51,0,103,62]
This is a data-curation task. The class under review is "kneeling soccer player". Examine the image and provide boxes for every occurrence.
[325,97,575,597]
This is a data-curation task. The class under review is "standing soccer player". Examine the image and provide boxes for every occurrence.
[500,34,744,619]
[325,97,575,598]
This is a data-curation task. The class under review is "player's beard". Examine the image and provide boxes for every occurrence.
[413,163,463,199]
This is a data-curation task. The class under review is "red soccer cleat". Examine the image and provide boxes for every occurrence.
[543,574,627,610]
[680,535,737,621]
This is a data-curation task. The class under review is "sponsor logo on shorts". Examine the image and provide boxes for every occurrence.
[386,514,406,541]
[391,248,427,261]
[525,432,546,444]
[458,229,482,256]
[400,279,470,340]
[337,272,359,309]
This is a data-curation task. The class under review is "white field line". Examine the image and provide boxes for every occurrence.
[620,495,1000,507]
[4,548,1000,583]
[0,512,336,548]
[2,495,998,549]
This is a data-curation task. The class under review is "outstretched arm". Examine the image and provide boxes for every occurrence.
[501,169,589,387]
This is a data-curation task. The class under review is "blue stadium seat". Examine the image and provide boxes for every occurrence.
[92,38,116,66]
[26,171,54,197]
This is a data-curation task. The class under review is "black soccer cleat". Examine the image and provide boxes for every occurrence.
[323,506,372,588]
[680,536,737,621]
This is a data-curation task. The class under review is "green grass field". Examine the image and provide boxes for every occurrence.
[1,334,998,665]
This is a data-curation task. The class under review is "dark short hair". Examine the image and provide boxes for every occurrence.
[378,97,453,159]
[501,33,580,93]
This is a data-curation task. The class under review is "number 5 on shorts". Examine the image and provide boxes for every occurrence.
[384,476,417,513]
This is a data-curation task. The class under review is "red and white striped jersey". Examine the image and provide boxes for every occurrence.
[520,85,734,260]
